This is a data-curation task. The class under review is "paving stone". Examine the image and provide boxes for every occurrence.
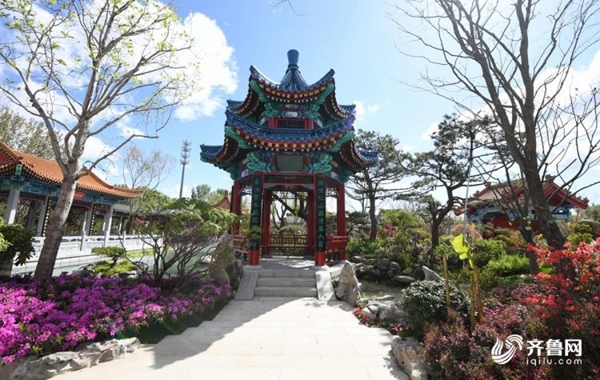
[53,258,409,380]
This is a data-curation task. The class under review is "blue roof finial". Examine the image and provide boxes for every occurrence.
[287,49,299,70]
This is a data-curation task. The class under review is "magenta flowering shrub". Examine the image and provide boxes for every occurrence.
[0,274,232,364]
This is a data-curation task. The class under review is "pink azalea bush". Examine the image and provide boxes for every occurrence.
[0,274,232,364]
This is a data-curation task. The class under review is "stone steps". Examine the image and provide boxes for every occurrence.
[256,277,315,287]
[253,286,318,297]
[253,270,317,298]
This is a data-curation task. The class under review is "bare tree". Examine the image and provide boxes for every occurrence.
[120,144,174,232]
[0,0,197,279]
[394,0,600,250]
[122,145,173,191]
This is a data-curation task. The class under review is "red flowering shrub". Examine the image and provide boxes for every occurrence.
[525,240,600,376]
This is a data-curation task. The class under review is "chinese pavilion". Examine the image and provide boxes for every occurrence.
[459,177,589,237]
[0,141,140,237]
[201,50,377,267]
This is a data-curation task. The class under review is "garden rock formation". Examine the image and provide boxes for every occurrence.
[209,234,243,286]
[361,300,408,325]
[5,338,140,380]
[421,265,443,282]
[335,262,361,306]
[354,257,402,282]
[392,336,428,380]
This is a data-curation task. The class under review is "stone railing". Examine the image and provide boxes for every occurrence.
[8,234,150,275]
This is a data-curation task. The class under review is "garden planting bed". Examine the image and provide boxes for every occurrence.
[0,273,233,365]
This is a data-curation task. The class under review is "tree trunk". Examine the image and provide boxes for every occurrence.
[517,224,540,275]
[368,195,377,241]
[523,169,566,249]
[431,219,440,254]
[34,175,78,280]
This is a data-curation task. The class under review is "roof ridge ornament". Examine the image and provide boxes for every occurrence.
[287,49,300,70]
[280,49,309,92]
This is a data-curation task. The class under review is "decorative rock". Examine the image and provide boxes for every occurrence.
[335,262,361,306]
[316,270,335,301]
[351,255,369,264]
[376,294,396,302]
[391,337,429,380]
[422,265,444,283]
[376,257,391,270]
[355,257,403,282]
[209,234,236,283]
[362,300,408,325]
[390,275,416,287]
[7,338,140,380]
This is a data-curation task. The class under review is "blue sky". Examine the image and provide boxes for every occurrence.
[3,0,599,206]
[133,0,455,201]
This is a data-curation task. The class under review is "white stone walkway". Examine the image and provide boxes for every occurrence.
[55,297,408,380]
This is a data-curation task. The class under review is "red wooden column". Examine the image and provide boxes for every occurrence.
[307,190,315,257]
[230,182,242,235]
[337,182,347,261]
[261,190,273,256]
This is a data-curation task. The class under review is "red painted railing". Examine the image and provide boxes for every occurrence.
[325,235,349,263]
[232,233,349,262]
[268,234,310,248]
[231,234,248,254]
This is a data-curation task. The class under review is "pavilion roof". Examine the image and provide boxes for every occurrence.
[228,50,352,120]
[456,177,589,214]
[200,50,379,178]
[0,141,141,199]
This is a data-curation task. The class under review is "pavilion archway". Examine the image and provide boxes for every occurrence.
[200,50,378,267]
[229,173,347,266]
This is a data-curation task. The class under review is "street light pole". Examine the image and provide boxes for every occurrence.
[179,140,191,199]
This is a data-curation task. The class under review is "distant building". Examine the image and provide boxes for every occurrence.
[0,141,144,274]
[457,177,588,236]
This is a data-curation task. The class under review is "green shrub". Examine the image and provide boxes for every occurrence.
[91,260,136,276]
[92,246,127,266]
[566,222,594,245]
[487,254,530,276]
[437,237,505,270]
[275,224,305,234]
[377,248,413,271]
[470,238,505,267]
[492,229,527,255]
[347,236,381,259]
[0,223,35,265]
[402,280,470,331]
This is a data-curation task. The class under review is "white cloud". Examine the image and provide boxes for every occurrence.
[81,136,113,166]
[402,144,414,152]
[421,122,439,140]
[159,183,191,198]
[353,100,382,120]
[174,13,237,120]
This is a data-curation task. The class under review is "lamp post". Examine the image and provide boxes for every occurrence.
[179,140,191,199]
